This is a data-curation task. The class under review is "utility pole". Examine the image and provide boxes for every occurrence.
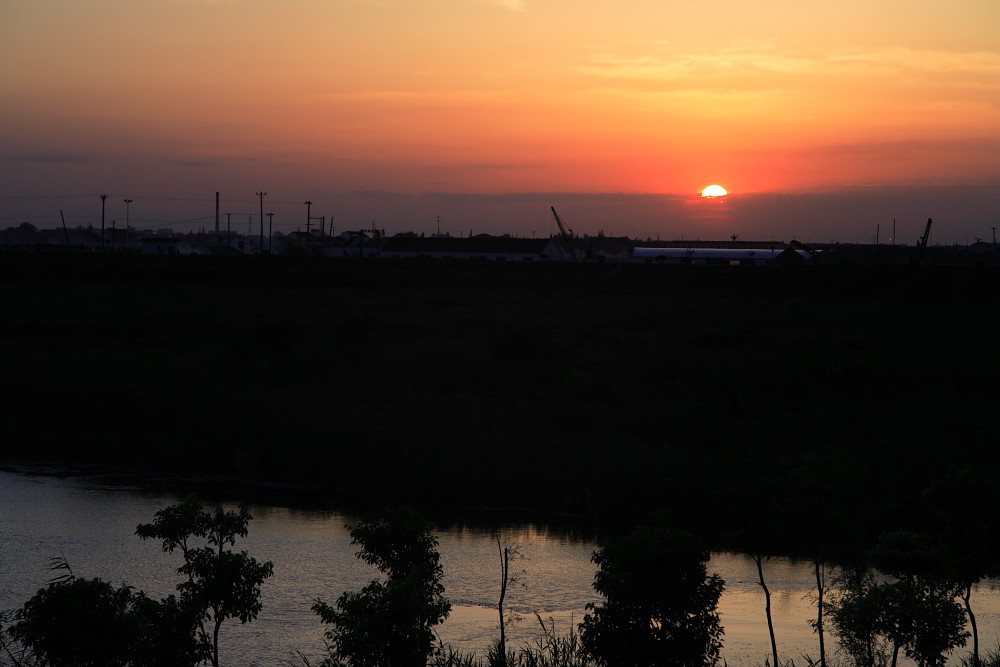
[267,213,274,253]
[308,213,323,242]
[111,220,117,252]
[304,201,313,236]
[256,192,267,254]
[100,194,108,252]
[123,198,133,250]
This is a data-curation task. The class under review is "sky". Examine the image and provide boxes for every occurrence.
[2,0,998,243]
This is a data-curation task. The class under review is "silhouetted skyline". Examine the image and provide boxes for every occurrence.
[4,186,997,246]
[2,0,998,243]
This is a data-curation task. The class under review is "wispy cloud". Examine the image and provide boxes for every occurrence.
[470,0,527,11]
[579,43,1000,83]
[308,88,527,104]
[2,154,96,164]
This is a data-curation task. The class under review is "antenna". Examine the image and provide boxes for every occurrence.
[124,198,133,250]
[99,194,108,252]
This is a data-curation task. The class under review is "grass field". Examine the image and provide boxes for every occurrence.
[3,253,999,554]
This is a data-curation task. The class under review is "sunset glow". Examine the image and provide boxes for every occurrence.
[2,0,999,241]
[702,185,729,198]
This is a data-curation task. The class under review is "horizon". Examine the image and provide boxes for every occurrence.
[3,0,998,244]
[3,185,997,246]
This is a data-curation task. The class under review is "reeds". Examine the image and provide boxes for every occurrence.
[430,615,591,667]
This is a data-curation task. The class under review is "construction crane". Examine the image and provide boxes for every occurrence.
[913,218,933,265]
[550,206,577,261]
[59,210,70,246]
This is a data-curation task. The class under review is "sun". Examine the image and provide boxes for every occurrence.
[701,184,728,197]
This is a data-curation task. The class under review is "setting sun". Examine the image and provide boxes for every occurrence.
[702,185,729,198]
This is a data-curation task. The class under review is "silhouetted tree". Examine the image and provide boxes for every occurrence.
[750,554,781,667]
[491,536,525,667]
[4,555,206,667]
[580,525,725,667]
[827,570,893,667]
[8,577,138,667]
[312,510,451,667]
[136,497,274,667]
[129,593,207,667]
[829,531,969,667]
[922,467,1000,667]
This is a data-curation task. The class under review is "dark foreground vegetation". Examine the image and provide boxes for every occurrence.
[2,501,998,667]
[3,253,1000,557]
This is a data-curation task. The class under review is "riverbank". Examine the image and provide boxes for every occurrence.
[3,253,999,556]
[0,458,599,538]
[0,467,875,667]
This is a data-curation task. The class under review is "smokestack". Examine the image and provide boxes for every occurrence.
[215,192,220,239]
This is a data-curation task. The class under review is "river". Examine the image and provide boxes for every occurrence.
[1,469,997,666]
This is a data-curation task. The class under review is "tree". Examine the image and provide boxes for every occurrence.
[580,525,725,667]
[129,593,207,667]
[5,561,203,667]
[312,510,451,667]
[8,577,139,667]
[747,553,783,667]
[827,571,893,667]
[492,536,525,667]
[921,467,1000,667]
[829,531,969,667]
[136,497,274,667]
[830,576,967,667]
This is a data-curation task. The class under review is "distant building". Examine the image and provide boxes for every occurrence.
[381,235,561,261]
[140,237,180,255]
[630,247,810,265]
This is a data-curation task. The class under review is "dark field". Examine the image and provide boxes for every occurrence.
[3,253,999,554]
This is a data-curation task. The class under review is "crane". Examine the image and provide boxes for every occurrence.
[550,206,577,261]
[59,210,70,246]
[914,218,933,265]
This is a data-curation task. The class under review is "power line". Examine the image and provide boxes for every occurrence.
[0,195,98,201]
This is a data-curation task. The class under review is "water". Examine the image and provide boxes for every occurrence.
[2,470,997,666]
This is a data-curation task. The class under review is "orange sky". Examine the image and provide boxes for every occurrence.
[2,0,999,240]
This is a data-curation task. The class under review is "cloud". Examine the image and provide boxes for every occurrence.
[468,0,527,11]
[2,154,96,164]
[491,0,527,10]
[579,43,1000,84]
